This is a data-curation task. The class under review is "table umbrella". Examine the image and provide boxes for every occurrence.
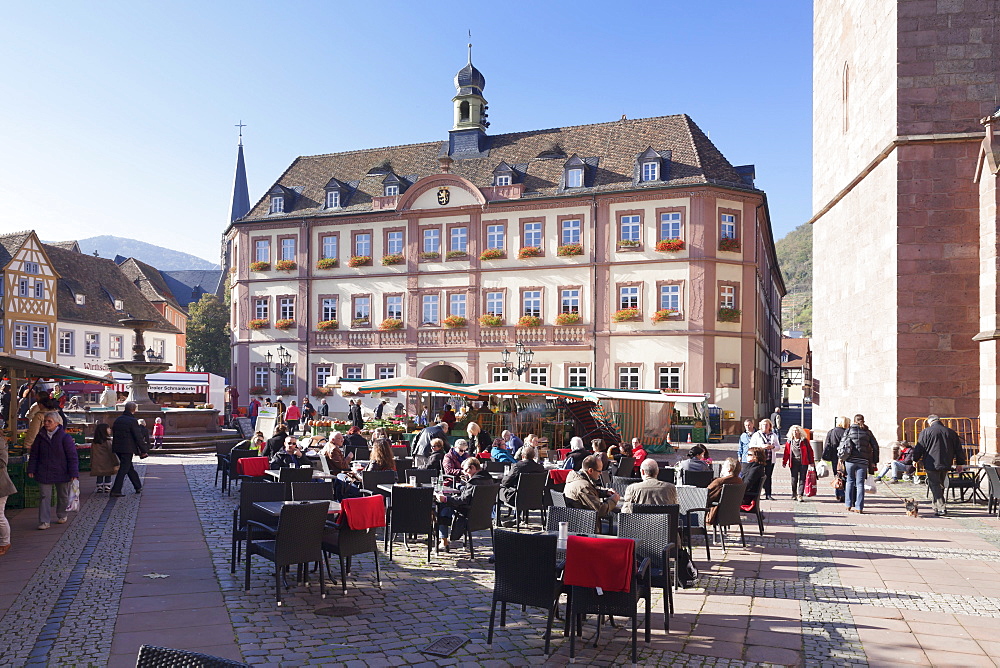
[344,375,480,399]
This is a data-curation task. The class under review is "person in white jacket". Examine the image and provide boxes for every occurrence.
[748,418,780,500]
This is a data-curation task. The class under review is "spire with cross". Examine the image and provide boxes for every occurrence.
[235,120,247,146]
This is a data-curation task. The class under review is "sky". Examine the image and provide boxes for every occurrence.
[0,1,813,265]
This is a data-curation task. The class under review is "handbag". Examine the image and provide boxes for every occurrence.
[676,546,699,588]
[831,475,845,490]
[66,479,80,512]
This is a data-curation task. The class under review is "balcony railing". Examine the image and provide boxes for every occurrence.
[310,325,589,349]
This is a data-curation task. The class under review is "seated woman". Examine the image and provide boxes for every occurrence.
[250,431,267,455]
[706,457,742,524]
[591,439,611,471]
[741,447,767,505]
[490,437,516,464]
[366,437,397,472]
[677,447,712,473]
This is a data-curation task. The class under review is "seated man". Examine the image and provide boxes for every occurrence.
[320,432,352,473]
[436,457,495,551]
[269,435,308,469]
[622,459,677,512]
[562,436,592,471]
[490,437,516,464]
[426,438,446,471]
[677,446,712,473]
[500,445,546,505]
[564,455,619,522]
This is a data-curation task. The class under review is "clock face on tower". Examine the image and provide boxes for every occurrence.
[437,187,450,205]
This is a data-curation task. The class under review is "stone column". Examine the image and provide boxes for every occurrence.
[973,113,1000,465]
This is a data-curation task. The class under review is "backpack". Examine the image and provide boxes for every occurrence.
[676,546,700,588]
[838,427,872,461]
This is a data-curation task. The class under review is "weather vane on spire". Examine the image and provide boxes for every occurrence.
[468,30,472,63]
[235,120,247,145]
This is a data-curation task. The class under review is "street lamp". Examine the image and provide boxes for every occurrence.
[265,345,293,393]
[145,347,162,362]
[501,341,534,380]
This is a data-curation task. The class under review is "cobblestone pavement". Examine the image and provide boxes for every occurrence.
[3,452,1000,666]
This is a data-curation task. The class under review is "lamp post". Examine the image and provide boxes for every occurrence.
[501,341,534,381]
[265,345,293,394]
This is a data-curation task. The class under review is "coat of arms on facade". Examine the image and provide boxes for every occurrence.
[437,187,450,205]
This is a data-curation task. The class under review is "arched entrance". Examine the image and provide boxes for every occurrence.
[416,363,465,420]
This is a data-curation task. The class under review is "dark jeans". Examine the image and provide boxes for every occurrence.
[763,462,775,497]
[286,419,299,434]
[925,469,949,514]
[844,461,867,510]
[789,462,808,497]
[111,452,142,494]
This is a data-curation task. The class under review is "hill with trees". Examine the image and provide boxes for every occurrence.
[775,223,811,334]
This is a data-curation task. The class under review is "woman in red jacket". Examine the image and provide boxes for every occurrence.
[781,425,814,502]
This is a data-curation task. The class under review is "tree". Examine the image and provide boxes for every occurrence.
[186,294,230,376]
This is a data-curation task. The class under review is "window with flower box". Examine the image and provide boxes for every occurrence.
[720,284,737,309]
[254,366,270,392]
[385,294,403,320]
[321,235,338,260]
[619,285,639,310]
[658,366,682,391]
[485,291,504,317]
[280,237,296,261]
[422,228,440,254]
[422,294,440,325]
[343,365,363,380]
[617,211,643,249]
[353,295,371,326]
[386,230,404,255]
[521,218,543,252]
[658,209,684,245]
[321,297,337,322]
[315,366,332,389]
[449,225,467,254]
[279,297,295,321]
[485,223,505,250]
[567,366,589,388]
[254,298,269,320]
[522,289,541,317]
[618,366,640,390]
[719,209,741,251]
[354,231,372,258]
[449,293,466,318]
[658,282,682,318]
[560,218,581,245]
[254,239,270,263]
[720,213,737,240]
[560,288,580,314]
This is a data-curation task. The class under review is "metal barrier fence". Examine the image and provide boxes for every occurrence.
[900,417,981,472]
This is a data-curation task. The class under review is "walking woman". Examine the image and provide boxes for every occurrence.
[822,417,850,502]
[90,423,117,493]
[782,425,815,501]
[839,414,879,513]
[27,412,79,529]
[749,418,780,500]
[0,434,18,555]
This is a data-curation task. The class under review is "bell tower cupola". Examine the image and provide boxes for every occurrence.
[448,43,489,158]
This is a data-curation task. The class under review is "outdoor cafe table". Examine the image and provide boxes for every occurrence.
[263,468,334,481]
[948,465,988,504]
[253,500,341,516]
[376,484,459,495]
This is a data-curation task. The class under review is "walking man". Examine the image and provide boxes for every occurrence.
[737,418,756,463]
[110,401,148,497]
[912,415,966,516]
[769,407,782,432]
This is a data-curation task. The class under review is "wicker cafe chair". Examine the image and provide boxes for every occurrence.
[676,486,711,563]
[230,481,284,573]
[226,448,257,495]
[549,489,568,508]
[657,467,676,484]
[453,484,501,559]
[565,537,652,665]
[545,506,599,535]
[710,483,748,550]
[500,473,547,531]
[291,481,335,501]
[135,644,249,667]
[611,476,642,497]
[489,529,564,654]
[244,500,329,606]
[984,465,1000,517]
[322,494,385,594]
[741,483,767,536]
[618,507,679,630]
[614,456,636,478]
[385,484,436,561]
[404,468,435,485]
[394,457,413,482]
[216,440,240,488]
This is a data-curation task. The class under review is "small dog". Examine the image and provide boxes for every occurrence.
[905,498,920,517]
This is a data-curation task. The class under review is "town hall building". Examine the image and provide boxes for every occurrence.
[225,56,786,423]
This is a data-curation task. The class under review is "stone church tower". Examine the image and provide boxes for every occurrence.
[811,0,999,456]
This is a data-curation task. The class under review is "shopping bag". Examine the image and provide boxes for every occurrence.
[804,468,817,497]
[815,461,829,478]
[66,479,80,512]
[863,482,878,494]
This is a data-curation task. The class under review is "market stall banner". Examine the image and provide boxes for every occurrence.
[113,383,209,394]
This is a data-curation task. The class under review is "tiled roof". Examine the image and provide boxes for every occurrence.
[781,338,810,368]
[0,231,31,268]
[45,240,81,252]
[241,114,754,221]
[117,258,184,312]
[42,244,180,334]
[161,270,225,307]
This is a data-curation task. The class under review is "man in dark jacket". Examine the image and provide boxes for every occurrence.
[262,424,288,460]
[413,422,448,468]
[319,399,329,417]
[436,457,494,550]
[499,445,546,505]
[913,415,966,516]
[110,401,148,496]
[562,436,592,471]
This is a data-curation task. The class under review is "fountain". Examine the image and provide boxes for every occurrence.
[105,318,171,411]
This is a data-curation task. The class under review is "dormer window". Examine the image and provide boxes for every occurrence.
[269,195,284,214]
[324,177,348,210]
[641,161,659,182]
[382,172,406,197]
[492,161,517,187]
[114,299,124,311]
[267,185,294,214]
[75,294,86,306]
[635,147,667,184]
[384,185,398,197]
[495,174,511,186]
[326,190,340,209]
[563,154,588,189]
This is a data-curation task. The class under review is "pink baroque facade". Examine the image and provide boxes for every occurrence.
[224,59,785,423]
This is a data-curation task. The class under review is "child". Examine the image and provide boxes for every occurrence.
[152,417,165,450]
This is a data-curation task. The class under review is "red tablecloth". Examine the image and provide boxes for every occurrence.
[564,535,634,593]
[236,457,269,477]
[557,449,572,460]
